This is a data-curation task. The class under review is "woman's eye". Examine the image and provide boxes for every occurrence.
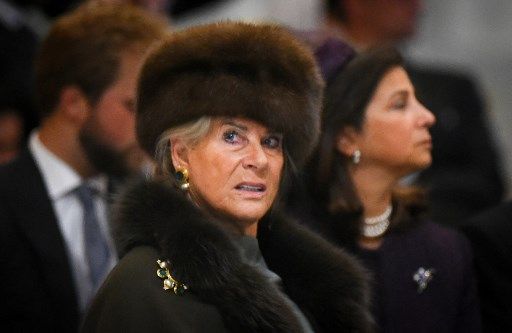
[223,130,240,144]
[263,136,282,149]
[391,99,407,110]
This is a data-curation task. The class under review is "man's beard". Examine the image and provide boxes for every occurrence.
[79,125,136,179]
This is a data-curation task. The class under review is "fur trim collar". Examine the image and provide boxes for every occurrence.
[113,180,373,332]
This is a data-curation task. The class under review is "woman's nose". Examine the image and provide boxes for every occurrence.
[417,102,436,128]
[242,142,268,170]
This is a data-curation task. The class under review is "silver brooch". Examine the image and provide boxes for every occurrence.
[413,267,435,293]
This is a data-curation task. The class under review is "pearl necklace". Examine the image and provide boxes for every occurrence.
[363,205,392,238]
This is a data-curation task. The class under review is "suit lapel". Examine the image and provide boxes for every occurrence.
[11,149,79,320]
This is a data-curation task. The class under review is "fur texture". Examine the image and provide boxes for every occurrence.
[113,180,374,332]
[136,22,324,167]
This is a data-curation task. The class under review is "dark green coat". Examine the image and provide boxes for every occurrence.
[81,180,373,332]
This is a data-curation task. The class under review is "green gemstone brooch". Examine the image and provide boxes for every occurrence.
[156,259,188,295]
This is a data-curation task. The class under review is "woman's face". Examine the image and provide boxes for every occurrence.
[176,117,284,235]
[340,66,435,177]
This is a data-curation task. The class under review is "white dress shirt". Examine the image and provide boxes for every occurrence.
[29,131,117,313]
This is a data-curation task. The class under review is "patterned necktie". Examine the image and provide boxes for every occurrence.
[75,184,111,289]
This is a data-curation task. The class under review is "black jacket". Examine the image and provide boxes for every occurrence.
[0,149,79,332]
[287,187,481,333]
[0,148,123,332]
[461,201,512,332]
[82,180,374,332]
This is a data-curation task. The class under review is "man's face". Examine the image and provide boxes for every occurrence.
[366,0,423,43]
[79,51,147,178]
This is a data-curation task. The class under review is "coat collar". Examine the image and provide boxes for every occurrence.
[113,180,373,332]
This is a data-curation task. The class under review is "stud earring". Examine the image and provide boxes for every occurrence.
[352,150,361,164]
[175,167,189,191]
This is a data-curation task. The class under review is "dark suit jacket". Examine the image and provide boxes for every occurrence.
[408,66,504,226]
[461,201,512,333]
[363,221,480,333]
[0,149,79,331]
[309,218,481,333]
[287,186,482,332]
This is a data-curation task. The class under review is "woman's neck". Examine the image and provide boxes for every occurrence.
[351,166,396,217]
[349,165,399,250]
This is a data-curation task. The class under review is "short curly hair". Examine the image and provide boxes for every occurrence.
[35,3,168,118]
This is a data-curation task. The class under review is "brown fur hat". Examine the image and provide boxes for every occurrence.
[137,21,324,167]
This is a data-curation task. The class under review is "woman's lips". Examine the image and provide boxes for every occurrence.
[235,183,266,192]
[234,182,267,198]
[418,137,432,148]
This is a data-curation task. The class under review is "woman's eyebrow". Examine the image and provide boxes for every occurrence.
[224,120,248,132]
[390,90,408,98]
[267,132,283,138]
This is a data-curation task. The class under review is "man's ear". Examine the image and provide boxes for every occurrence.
[335,127,359,157]
[57,86,91,125]
[170,138,190,171]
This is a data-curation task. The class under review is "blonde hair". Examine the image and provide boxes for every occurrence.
[154,117,212,179]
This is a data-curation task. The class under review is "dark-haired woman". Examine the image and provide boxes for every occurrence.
[288,43,481,332]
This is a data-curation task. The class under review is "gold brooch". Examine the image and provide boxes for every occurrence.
[156,259,188,295]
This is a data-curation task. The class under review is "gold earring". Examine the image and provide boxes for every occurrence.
[175,167,189,191]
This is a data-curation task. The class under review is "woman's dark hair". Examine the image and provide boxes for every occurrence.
[306,46,404,215]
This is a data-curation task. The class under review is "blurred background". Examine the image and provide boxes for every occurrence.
[170,0,512,199]
[2,0,511,199]
[404,0,512,199]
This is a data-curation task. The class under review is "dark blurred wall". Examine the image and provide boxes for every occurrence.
[404,0,512,198]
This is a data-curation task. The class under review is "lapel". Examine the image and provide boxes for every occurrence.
[9,149,79,318]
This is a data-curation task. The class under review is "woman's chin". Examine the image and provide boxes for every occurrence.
[231,210,267,225]
[219,206,270,229]
[405,155,432,174]
[416,156,432,170]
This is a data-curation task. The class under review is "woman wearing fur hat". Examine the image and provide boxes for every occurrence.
[288,41,481,332]
[81,22,373,332]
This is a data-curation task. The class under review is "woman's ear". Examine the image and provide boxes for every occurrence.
[335,127,359,157]
[170,138,190,171]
